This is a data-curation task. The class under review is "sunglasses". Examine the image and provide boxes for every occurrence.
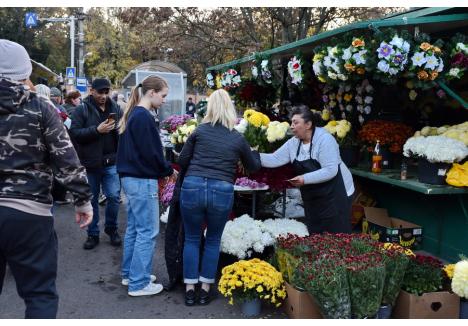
[97,89,110,95]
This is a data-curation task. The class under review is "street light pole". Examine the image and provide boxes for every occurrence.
[38,16,76,68]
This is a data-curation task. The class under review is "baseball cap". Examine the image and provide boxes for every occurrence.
[91,78,111,91]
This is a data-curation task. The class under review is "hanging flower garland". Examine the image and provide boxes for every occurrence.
[321,79,374,125]
[287,55,304,85]
[221,68,242,90]
[341,36,374,81]
[445,33,468,81]
[407,33,444,89]
[251,53,276,87]
[373,29,412,85]
[312,44,346,84]
[206,71,216,89]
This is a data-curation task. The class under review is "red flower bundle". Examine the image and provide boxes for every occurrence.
[358,120,413,153]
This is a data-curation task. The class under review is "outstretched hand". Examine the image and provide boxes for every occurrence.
[288,175,305,187]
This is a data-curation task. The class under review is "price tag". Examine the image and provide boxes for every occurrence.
[437,169,447,176]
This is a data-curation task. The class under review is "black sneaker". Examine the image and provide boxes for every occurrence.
[83,236,99,250]
[185,289,196,306]
[109,232,122,247]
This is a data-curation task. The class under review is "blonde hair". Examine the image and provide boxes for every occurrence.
[203,89,237,130]
[119,75,168,134]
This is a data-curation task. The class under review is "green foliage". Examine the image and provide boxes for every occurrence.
[381,253,410,306]
[402,254,443,296]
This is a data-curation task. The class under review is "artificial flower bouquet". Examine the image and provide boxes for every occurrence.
[445,33,468,81]
[251,54,276,87]
[374,29,412,84]
[407,34,444,88]
[161,114,192,133]
[287,55,304,85]
[218,258,287,307]
[234,177,267,190]
[170,119,198,145]
[321,79,374,125]
[403,135,468,164]
[312,44,347,84]
[402,254,444,296]
[358,120,414,153]
[221,68,242,90]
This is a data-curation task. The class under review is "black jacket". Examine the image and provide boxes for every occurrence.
[178,123,261,183]
[70,96,122,170]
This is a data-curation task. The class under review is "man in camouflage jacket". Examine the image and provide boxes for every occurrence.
[0,39,93,319]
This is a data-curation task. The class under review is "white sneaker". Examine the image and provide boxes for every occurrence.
[122,274,156,286]
[128,282,163,297]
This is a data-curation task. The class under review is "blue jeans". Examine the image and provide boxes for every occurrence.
[86,165,121,236]
[180,176,234,284]
[121,177,159,292]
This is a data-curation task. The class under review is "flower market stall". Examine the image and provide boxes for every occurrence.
[195,7,468,319]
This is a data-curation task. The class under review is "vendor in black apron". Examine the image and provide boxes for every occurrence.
[259,105,354,234]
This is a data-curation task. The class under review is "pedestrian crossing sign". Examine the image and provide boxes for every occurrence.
[66,67,76,79]
[25,12,38,28]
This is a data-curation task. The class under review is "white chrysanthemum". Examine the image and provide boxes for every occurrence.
[234,119,248,134]
[364,96,373,104]
[251,66,258,78]
[313,60,323,75]
[160,207,169,224]
[323,56,332,67]
[403,136,468,163]
[262,218,309,238]
[452,260,468,299]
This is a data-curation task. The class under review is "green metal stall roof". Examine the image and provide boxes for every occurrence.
[206,7,468,72]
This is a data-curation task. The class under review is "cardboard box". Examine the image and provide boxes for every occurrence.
[392,290,460,319]
[350,187,376,227]
[283,281,323,319]
[362,207,423,249]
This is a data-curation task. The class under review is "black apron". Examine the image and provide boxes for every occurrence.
[293,133,351,234]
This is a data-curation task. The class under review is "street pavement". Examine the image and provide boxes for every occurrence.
[0,199,287,319]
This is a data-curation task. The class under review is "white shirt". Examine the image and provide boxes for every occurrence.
[259,127,355,196]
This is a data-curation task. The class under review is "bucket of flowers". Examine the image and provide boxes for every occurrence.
[403,135,468,185]
[218,258,287,317]
[445,33,467,81]
[358,120,414,169]
[324,119,359,167]
[393,254,461,318]
[160,114,192,133]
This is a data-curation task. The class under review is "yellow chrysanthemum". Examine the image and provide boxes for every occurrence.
[444,264,455,279]
[248,112,264,127]
[261,114,270,126]
[243,109,256,120]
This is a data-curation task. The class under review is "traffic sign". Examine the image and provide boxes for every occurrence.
[25,12,38,28]
[66,67,76,79]
[76,77,87,93]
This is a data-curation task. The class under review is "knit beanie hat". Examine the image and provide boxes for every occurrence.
[0,39,33,81]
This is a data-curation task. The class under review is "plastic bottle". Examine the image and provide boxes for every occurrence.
[371,140,382,174]
[400,161,408,180]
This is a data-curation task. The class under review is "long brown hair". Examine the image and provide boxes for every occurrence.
[119,75,168,134]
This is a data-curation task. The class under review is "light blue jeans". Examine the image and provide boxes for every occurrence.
[180,176,234,284]
[120,177,159,292]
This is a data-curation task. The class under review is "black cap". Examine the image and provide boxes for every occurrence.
[91,78,111,91]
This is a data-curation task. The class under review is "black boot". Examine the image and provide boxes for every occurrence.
[105,228,122,247]
[83,236,99,250]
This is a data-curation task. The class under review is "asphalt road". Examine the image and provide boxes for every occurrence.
[0,200,286,319]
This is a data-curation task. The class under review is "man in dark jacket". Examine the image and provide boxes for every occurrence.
[70,78,123,250]
[0,39,93,318]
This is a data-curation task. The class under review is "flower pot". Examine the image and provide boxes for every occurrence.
[377,304,392,319]
[340,146,359,168]
[417,158,451,185]
[241,298,261,317]
[380,148,393,169]
[461,298,468,319]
